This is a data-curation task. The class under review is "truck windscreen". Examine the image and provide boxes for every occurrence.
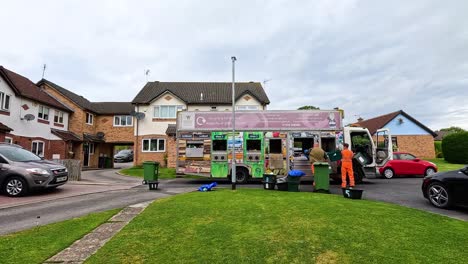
[212,140,227,151]
[246,140,261,151]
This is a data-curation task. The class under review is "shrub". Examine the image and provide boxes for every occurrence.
[434,141,443,158]
[442,132,468,164]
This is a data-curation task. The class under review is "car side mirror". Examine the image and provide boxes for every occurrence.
[413,158,420,162]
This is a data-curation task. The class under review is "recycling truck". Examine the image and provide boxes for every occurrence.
[175,110,392,183]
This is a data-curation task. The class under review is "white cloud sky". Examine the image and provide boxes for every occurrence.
[1,0,468,130]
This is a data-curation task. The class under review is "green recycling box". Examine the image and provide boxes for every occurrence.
[313,162,330,193]
[143,161,160,183]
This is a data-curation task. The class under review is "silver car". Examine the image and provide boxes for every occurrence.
[0,144,68,197]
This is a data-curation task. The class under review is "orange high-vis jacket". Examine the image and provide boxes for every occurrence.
[341,149,354,163]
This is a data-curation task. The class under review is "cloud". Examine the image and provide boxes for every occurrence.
[0,0,467,130]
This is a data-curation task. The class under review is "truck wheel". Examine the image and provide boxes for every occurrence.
[235,168,249,184]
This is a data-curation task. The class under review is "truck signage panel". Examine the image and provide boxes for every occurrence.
[178,111,342,131]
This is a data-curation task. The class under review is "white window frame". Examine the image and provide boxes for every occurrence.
[0,92,10,111]
[142,138,166,152]
[5,137,12,144]
[54,110,64,124]
[114,115,133,127]
[236,105,259,111]
[153,105,183,119]
[38,105,50,120]
[86,112,93,125]
[32,140,45,157]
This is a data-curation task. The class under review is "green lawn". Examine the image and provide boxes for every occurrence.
[119,166,205,179]
[427,158,466,172]
[0,209,119,264]
[87,189,468,264]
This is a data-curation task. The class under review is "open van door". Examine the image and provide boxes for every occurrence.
[375,128,393,167]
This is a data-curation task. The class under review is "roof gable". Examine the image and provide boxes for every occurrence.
[38,79,97,113]
[0,66,72,112]
[132,82,270,105]
[353,110,436,137]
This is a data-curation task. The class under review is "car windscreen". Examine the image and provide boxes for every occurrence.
[0,146,42,162]
[118,150,132,155]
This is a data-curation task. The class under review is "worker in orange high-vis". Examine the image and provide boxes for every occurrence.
[341,143,355,188]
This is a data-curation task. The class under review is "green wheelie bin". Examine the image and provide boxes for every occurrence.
[143,161,160,186]
[313,162,330,193]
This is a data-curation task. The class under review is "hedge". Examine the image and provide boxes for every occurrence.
[434,141,443,158]
[442,132,468,164]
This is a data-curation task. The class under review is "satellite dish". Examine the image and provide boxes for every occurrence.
[135,112,145,120]
[130,110,137,116]
[24,114,35,121]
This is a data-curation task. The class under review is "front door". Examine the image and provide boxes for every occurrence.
[83,143,90,167]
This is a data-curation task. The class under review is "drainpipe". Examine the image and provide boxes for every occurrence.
[135,104,139,166]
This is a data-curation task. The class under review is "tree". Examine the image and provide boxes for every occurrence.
[440,126,466,133]
[298,105,320,110]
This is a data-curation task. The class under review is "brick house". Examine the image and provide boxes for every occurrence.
[131,81,270,167]
[0,66,75,159]
[352,110,437,158]
[37,79,134,168]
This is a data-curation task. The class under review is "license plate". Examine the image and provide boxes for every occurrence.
[56,176,68,182]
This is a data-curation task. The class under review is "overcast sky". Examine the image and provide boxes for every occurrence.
[1,0,467,130]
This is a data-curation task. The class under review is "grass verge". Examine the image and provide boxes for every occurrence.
[428,158,466,172]
[87,189,468,264]
[119,166,205,179]
[0,209,120,264]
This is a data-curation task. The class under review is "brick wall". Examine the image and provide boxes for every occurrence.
[96,115,134,143]
[40,83,87,138]
[395,135,435,159]
[134,134,172,167]
[6,133,67,160]
[167,136,177,168]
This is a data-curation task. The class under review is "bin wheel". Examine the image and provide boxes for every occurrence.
[142,180,147,185]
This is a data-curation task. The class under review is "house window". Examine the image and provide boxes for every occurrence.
[54,111,64,124]
[86,113,93,125]
[5,137,12,144]
[32,141,45,157]
[153,105,183,118]
[38,105,50,120]
[0,92,10,110]
[89,143,95,154]
[236,105,259,111]
[142,138,166,152]
[114,115,133,126]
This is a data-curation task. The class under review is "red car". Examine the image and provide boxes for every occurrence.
[379,152,437,179]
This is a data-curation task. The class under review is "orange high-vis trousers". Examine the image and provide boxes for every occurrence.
[341,162,354,188]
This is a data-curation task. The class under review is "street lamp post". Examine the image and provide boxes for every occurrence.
[231,56,237,190]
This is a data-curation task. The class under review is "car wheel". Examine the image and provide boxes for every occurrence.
[427,182,451,208]
[382,168,394,179]
[3,176,28,197]
[425,167,436,176]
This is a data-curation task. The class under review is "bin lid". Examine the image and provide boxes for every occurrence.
[143,161,157,164]
[313,162,329,165]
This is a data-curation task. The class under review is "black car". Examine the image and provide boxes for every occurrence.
[114,150,133,162]
[422,166,468,208]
